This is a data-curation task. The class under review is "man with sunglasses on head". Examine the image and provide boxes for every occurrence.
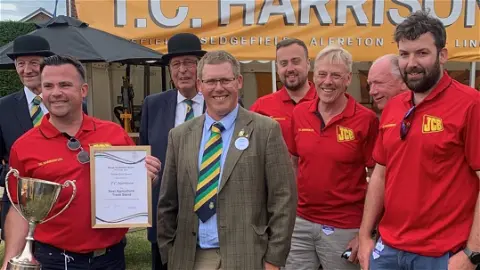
[358,10,480,270]
[285,45,379,270]
[1,55,162,270]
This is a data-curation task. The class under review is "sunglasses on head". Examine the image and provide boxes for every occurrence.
[62,133,90,164]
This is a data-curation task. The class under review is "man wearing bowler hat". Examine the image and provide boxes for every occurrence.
[0,35,55,243]
[139,32,208,270]
[0,35,89,244]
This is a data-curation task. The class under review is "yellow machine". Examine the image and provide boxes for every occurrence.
[115,65,135,133]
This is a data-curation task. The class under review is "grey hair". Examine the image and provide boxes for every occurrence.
[314,45,353,72]
[372,54,402,80]
[197,50,241,79]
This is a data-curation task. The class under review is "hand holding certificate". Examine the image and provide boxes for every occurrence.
[90,146,152,228]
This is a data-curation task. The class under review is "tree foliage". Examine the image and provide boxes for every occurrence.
[0,21,36,97]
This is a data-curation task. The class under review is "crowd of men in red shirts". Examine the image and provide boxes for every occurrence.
[252,10,480,270]
[0,8,478,270]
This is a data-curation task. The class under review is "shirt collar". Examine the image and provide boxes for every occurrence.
[204,104,239,132]
[308,93,356,118]
[24,86,42,104]
[39,113,96,139]
[177,90,204,105]
[278,81,317,102]
[403,71,453,106]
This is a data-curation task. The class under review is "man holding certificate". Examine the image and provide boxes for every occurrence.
[157,50,297,270]
[1,55,161,270]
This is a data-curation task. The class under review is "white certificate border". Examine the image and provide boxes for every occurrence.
[90,145,152,229]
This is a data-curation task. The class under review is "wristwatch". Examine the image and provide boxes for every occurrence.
[463,247,480,265]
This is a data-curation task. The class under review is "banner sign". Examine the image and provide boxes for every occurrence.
[76,0,480,62]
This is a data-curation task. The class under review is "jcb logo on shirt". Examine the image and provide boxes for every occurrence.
[422,115,444,133]
[337,126,355,142]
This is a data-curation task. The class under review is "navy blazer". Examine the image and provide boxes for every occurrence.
[0,90,88,239]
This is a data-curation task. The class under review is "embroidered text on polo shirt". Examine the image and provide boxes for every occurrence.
[38,158,63,167]
[336,126,355,142]
[422,115,444,133]
[298,128,314,132]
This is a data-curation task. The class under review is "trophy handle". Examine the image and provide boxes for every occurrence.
[41,180,77,224]
[4,168,29,222]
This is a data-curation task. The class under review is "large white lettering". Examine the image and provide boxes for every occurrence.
[299,0,331,25]
[258,0,296,25]
[149,0,188,28]
[219,0,255,26]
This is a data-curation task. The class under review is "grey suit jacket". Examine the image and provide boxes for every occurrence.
[157,107,297,270]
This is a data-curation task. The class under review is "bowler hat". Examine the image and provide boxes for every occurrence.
[162,33,206,64]
[7,35,54,60]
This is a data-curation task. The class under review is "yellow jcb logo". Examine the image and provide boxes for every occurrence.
[337,126,355,142]
[422,115,444,133]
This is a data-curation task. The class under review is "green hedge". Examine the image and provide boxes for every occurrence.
[0,21,36,97]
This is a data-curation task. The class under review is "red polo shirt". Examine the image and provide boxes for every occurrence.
[8,114,135,253]
[290,94,379,228]
[373,72,480,256]
[250,82,316,151]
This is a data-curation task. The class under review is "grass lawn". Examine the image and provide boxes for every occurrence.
[0,229,151,270]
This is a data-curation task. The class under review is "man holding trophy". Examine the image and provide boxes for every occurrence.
[1,55,161,270]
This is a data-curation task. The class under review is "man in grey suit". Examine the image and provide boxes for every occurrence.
[157,50,297,270]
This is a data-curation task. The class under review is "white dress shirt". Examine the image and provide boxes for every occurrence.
[174,91,204,127]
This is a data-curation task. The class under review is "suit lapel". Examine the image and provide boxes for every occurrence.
[219,108,253,192]
[164,90,177,131]
[186,116,205,193]
[14,90,33,132]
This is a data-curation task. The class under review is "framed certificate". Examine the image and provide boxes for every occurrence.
[90,145,152,228]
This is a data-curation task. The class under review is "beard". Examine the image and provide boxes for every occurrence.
[401,57,441,93]
[281,71,308,91]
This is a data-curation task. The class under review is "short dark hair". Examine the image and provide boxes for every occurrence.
[276,38,309,59]
[40,55,86,82]
[394,10,446,51]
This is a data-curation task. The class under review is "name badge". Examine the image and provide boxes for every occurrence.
[235,137,249,150]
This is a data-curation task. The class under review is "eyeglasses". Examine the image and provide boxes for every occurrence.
[63,133,90,164]
[400,105,416,140]
[169,60,197,70]
[201,77,236,87]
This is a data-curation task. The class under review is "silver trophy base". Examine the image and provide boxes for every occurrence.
[6,260,41,270]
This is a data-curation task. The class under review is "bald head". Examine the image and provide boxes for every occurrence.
[368,54,407,110]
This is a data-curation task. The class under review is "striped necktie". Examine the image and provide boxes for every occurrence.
[184,99,194,122]
[30,95,44,127]
[194,122,225,222]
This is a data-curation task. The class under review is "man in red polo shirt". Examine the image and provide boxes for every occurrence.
[358,11,480,270]
[1,55,161,270]
[285,45,379,270]
[250,38,316,150]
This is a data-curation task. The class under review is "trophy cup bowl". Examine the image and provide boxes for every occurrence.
[4,168,76,270]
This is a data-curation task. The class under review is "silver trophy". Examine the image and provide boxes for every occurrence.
[4,168,76,270]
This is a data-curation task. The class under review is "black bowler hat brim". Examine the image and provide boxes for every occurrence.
[161,50,206,65]
[7,50,55,60]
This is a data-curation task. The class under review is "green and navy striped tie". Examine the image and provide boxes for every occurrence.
[30,95,44,127]
[194,122,225,222]
[184,99,194,122]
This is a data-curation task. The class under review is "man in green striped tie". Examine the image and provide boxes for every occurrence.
[0,35,54,243]
[158,50,297,270]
